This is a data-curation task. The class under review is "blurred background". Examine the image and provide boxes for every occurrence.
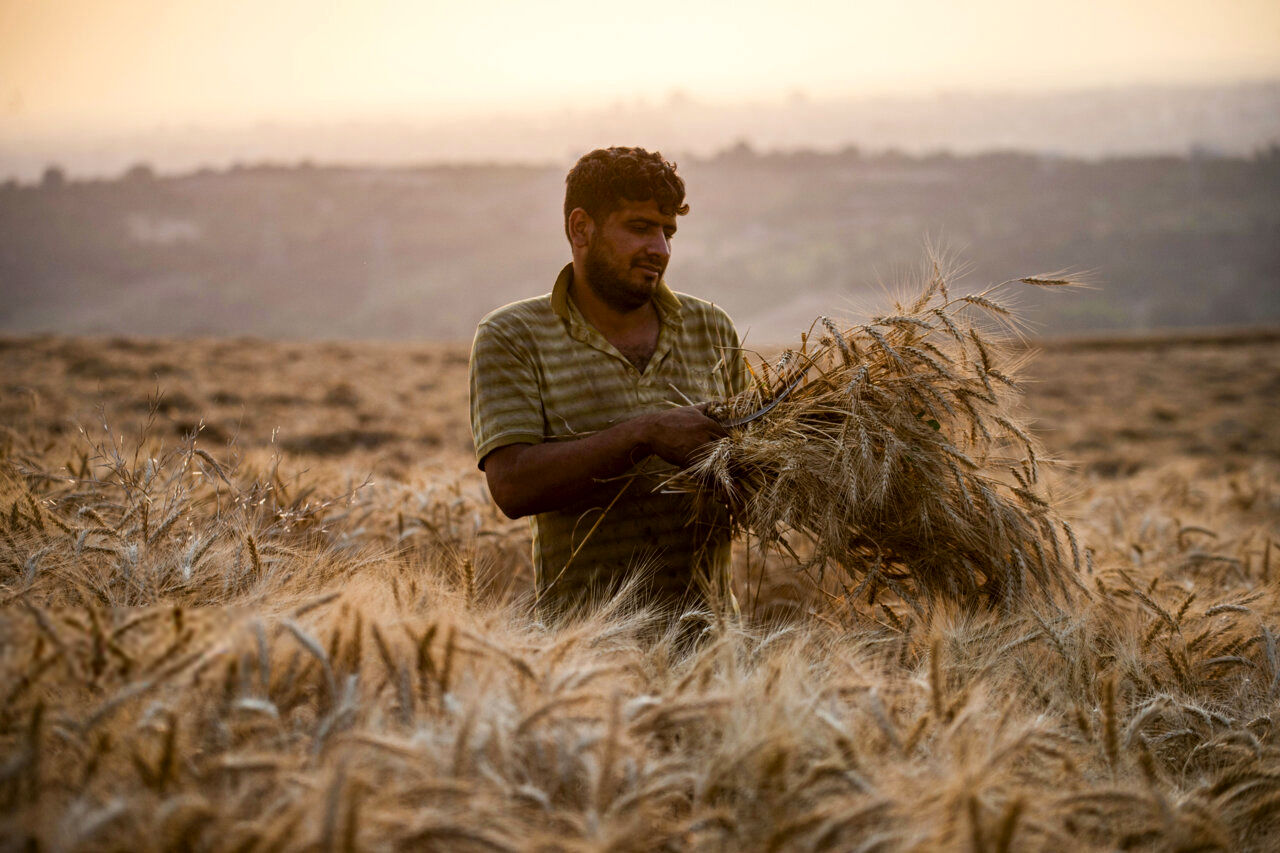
[2,0,1278,342]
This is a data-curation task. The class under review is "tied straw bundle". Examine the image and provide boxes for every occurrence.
[675,264,1087,612]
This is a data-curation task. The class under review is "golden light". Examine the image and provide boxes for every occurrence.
[2,0,1278,133]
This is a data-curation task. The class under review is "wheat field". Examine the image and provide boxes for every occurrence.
[1,327,1278,851]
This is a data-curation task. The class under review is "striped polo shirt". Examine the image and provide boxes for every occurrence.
[469,263,745,613]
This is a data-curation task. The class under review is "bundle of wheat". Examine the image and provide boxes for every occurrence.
[680,264,1086,610]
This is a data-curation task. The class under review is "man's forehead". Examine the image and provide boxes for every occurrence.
[610,199,679,226]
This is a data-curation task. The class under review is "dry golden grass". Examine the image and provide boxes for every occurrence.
[0,317,1278,850]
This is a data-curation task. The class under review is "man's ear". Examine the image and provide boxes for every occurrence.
[567,208,594,249]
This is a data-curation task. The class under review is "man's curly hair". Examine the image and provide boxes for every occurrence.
[564,147,689,239]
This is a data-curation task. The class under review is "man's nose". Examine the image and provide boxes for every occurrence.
[645,231,671,260]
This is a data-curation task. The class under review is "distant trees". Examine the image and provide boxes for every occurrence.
[123,162,155,183]
[716,139,757,162]
[1254,143,1280,165]
[40,165,65,188]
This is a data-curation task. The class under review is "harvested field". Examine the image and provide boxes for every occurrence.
[1,328,1278,850]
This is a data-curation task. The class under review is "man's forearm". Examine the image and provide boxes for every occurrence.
[484,417,652,518]
[482,405,726,519]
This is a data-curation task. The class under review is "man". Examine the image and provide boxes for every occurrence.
[468,146,745,618]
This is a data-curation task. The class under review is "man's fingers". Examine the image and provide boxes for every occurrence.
[646,405,730,467]
[694,404,728,438]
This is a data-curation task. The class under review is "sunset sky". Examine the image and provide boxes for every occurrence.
[3,0,1280,133]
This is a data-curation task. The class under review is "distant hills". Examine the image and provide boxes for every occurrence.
[3,146,1278,342]
[4,82,1280,182]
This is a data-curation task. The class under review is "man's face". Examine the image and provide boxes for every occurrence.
[582,199,678,313]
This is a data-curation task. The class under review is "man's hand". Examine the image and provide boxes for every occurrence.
[482,403,727,519]
[638,404,727,468]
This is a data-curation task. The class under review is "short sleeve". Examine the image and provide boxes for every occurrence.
[725,323,748,397]
[711,307,748,398]
[468,320,545,469]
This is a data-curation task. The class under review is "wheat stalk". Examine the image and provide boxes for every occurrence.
[678,263,1087,608]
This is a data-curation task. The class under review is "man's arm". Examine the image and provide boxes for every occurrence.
[483,405,724,519]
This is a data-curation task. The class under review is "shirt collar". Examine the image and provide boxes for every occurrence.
[550,263,683,326]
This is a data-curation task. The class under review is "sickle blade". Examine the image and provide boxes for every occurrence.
[721,371,809,429]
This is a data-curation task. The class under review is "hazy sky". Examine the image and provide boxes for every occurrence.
[3,0,1280,133]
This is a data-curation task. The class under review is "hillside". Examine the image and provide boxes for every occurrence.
[4,148,1279,342]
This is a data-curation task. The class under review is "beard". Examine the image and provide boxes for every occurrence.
[583,238,657,313]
